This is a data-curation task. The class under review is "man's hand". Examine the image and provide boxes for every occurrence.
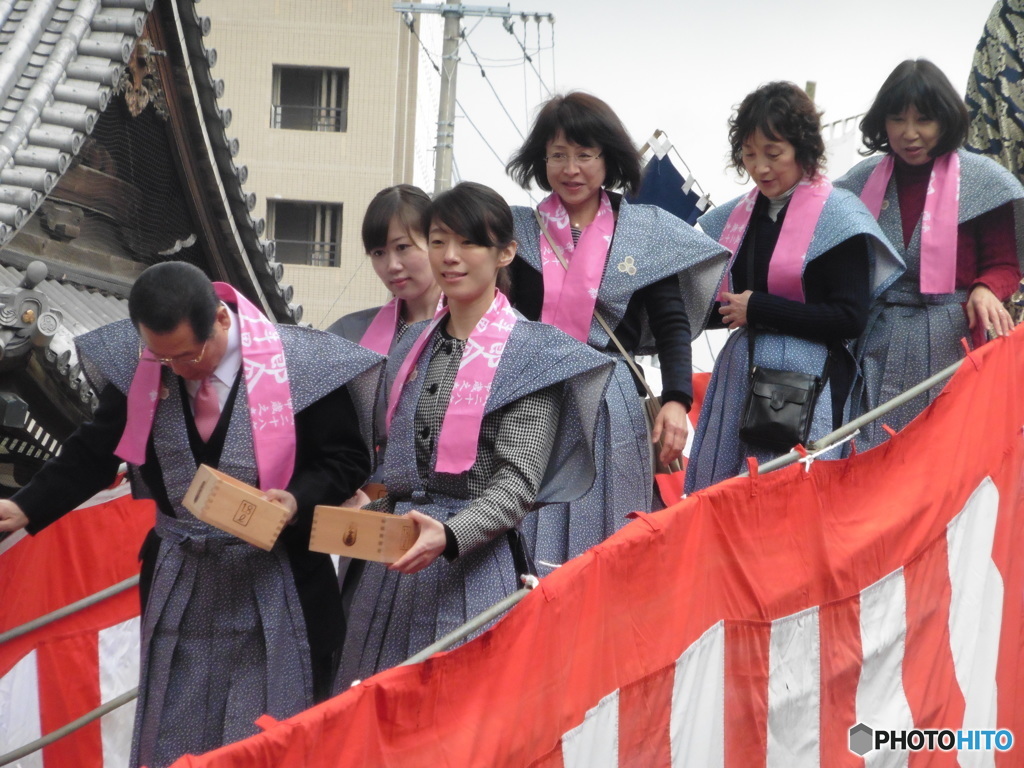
[0,500,29,533]
[262,489,298,525]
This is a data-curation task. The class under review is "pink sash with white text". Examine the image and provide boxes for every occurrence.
[387,290,518,474]
[117,283,295,490]
[859,152,960,294]
[717,176,832,303]
[537,191,614,342]
[359,298,401,355]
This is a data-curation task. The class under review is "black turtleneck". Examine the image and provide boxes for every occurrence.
[707,192,871,427]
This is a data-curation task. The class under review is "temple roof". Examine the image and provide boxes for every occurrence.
[0,0,300,483]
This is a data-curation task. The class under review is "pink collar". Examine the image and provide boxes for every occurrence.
[717,176,832,302]
[116,283,295,491]
[536,191,614,342]
[859,152,960,294]
[387,290,518,474]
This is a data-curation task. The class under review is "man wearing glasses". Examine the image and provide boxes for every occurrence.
[0,261,382,768]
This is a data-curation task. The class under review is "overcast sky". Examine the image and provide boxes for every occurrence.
[411,0,995,209]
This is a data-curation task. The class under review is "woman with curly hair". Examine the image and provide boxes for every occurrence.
[505,92,728,571]
[836,60,1024,449]
[685,82,903,492]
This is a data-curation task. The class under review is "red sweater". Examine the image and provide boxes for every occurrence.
[895,157,1020,299]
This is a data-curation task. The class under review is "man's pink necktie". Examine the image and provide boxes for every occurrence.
[193,377,220,442]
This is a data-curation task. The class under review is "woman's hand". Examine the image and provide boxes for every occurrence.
[651,400,689,466]
[389,510,446,574]
[966,284,1015,338]
[719,290,753,329]
[343,488,372,509]
[263,489,298,525]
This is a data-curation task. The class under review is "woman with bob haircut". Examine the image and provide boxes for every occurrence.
[685,82,903,492]
[506,91,729,571]
[334,182,613,687]
[836,59,1024,449]
[328,184,439,353]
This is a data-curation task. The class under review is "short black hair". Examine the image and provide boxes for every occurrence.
[424,181,515,249]
[729,81,826,179]
[425,182,514,294]
[506,91,642,195]
[361,184,431,253]
[859,59,968,158]
[128,261,219,341]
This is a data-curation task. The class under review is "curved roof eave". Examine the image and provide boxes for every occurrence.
[0,0,300,323]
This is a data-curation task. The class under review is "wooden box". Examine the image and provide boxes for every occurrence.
[183,464,290,551]
[310,505,416,563]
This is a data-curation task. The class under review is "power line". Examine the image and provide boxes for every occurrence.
[314,253,372,327]
[502,16,553,99]
[455,101,511,171]
[402,12,441,74]
[461,32,525,141]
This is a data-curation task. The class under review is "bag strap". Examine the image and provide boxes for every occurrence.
[534,209,685,474]
[533,208,659,402]
[742,211,831,390]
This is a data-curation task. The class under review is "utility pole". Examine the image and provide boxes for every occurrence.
[435,0,460,195]
[394,3,554,195]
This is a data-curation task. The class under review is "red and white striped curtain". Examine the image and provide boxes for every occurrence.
[165,327,1024,767]
[0,482,152,768]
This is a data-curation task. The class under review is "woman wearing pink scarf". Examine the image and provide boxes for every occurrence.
[336,183,612,686]
[836,60,1024,450]
[686,82,903,493]
[328,184,440,354]
[506,92,729,572]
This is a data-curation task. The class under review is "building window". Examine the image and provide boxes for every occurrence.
[271,66,348,132]
[267,200,342,267]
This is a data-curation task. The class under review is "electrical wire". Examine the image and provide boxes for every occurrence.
[461,32,525,140]
[503,17,554,98]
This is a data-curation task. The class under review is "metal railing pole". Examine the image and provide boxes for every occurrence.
[400,579,538,667]
[741,356,965,477]
[0,575,139,645]
[0,689,139,767]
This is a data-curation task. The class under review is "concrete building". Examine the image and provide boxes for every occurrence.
[203,1,420,328]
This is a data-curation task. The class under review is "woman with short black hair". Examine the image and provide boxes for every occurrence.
[685,82,903,492]
[334,182,613,687]
[506,92,728,570]
[836,60,1024,449]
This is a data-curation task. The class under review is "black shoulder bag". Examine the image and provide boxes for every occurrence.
[736,224,829,453]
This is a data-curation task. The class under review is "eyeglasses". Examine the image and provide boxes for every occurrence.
[139,338,209,366]
[544,151,602,167]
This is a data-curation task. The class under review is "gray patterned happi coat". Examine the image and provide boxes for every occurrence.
[512,197,729,573]
[74,319,382,768]
[335,315,613,689]
[836,150,1024,449]
[686,185,904,492]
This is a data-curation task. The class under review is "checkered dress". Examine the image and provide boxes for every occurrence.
[374,330,561,555]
